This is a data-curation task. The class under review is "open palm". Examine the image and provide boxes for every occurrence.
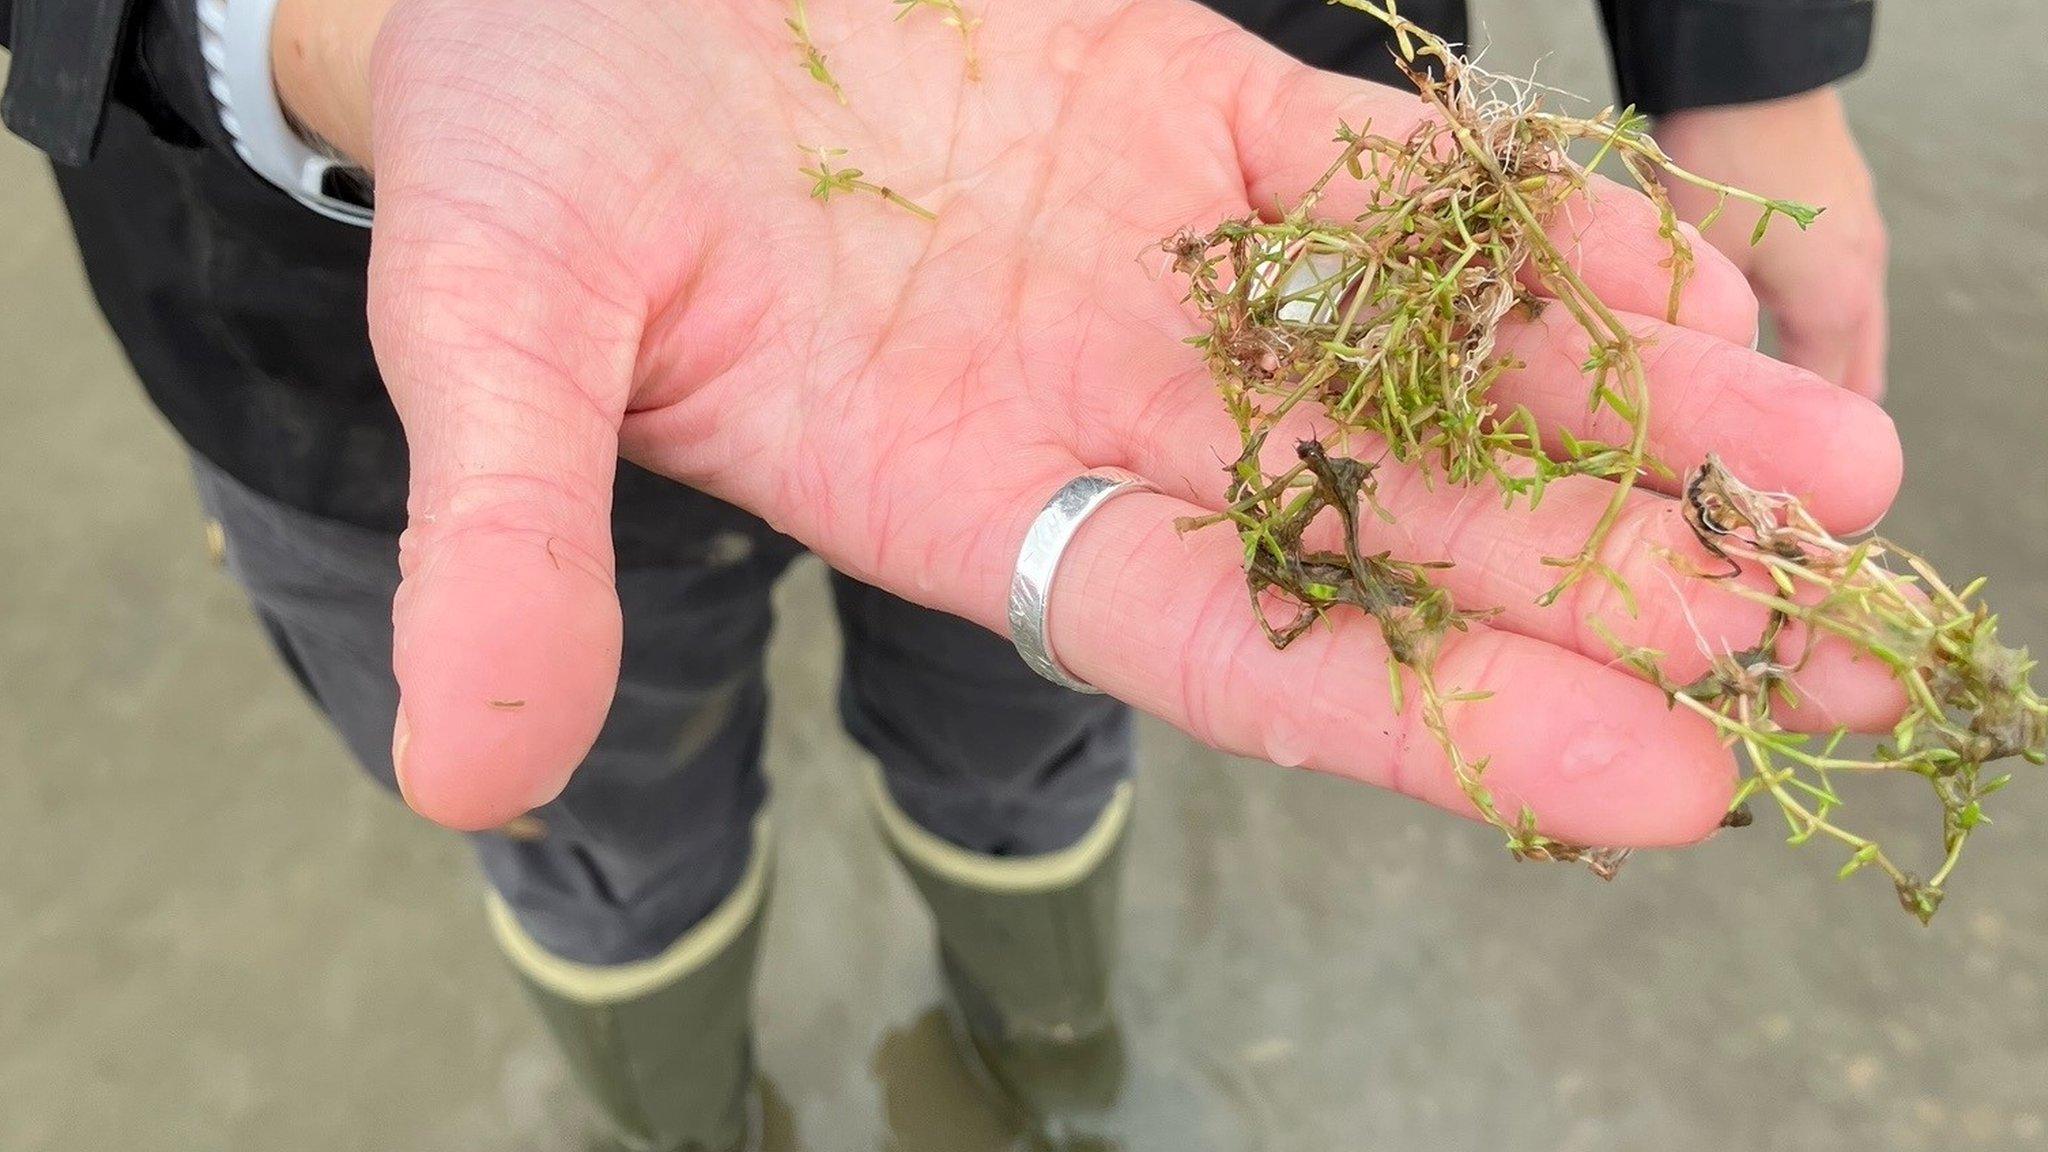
[362,0,1905,843]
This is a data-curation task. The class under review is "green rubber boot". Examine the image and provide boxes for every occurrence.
[867,770,1249,1150]
[487,820,771,1152]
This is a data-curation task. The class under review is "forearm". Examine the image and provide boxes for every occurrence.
[1654,86,1856,167]
[272,0,396,167]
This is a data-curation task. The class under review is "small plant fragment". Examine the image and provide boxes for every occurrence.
[893,0,983,81]
[1611,458,2046,923]
[1164,0,2041,920]
[788,0,848,104]
[800,145,937,220]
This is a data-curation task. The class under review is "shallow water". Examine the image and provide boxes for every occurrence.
[4,4,2047,1149]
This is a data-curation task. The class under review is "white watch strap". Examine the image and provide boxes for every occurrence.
[197,0,374,227]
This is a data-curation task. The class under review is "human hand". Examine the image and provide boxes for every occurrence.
[275,0,1904,846]
[1656,89,1890,399]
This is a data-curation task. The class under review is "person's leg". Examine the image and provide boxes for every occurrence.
[831,575,1240,1144]
[830,571,1133,858]
[191,455,794,1151]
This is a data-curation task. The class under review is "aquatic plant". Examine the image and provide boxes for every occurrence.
[1164,0,2045,921]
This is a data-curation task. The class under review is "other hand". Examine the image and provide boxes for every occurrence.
[1657,88,1890,399]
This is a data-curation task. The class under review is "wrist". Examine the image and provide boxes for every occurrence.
[1657,87,1845,138]
[271,0,400,169]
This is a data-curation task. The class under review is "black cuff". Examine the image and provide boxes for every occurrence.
[1598,0,1876,116]
[2,0,141,164]
[2,0,218,165]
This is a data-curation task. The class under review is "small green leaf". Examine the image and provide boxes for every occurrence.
[1837,843,1880,880]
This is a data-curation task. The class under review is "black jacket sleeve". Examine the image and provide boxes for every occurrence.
[1597,0,1876,115]
[6,0,1873,164]
[3,0,221,164]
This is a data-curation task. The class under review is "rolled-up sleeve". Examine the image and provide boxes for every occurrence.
[1596,0,1876,115]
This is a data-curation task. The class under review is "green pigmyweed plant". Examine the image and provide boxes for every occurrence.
[1164,0,2045,920]
[800,145,938,220]
[788,0,848,104]
[1607,458,2047,921]
[789,1,941,223]
[893,0,983,81]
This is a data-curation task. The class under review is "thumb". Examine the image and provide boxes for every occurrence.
[368,204,640,831]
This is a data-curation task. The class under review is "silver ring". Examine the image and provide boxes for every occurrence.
[1009,469,1158,693]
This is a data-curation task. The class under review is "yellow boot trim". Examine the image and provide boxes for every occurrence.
[863,764,1133,894]
[486,816,772,1005]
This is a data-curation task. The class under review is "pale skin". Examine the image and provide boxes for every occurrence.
[271,0,1906,848]
[1658,89,1890,399]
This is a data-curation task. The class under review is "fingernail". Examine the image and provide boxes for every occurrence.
[392,703,415,808]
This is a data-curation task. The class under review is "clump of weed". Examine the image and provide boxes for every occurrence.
[1166,0,2044,919]
[1610,458,2046,922]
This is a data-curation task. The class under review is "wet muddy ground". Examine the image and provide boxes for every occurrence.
[4,4,2045,1149]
